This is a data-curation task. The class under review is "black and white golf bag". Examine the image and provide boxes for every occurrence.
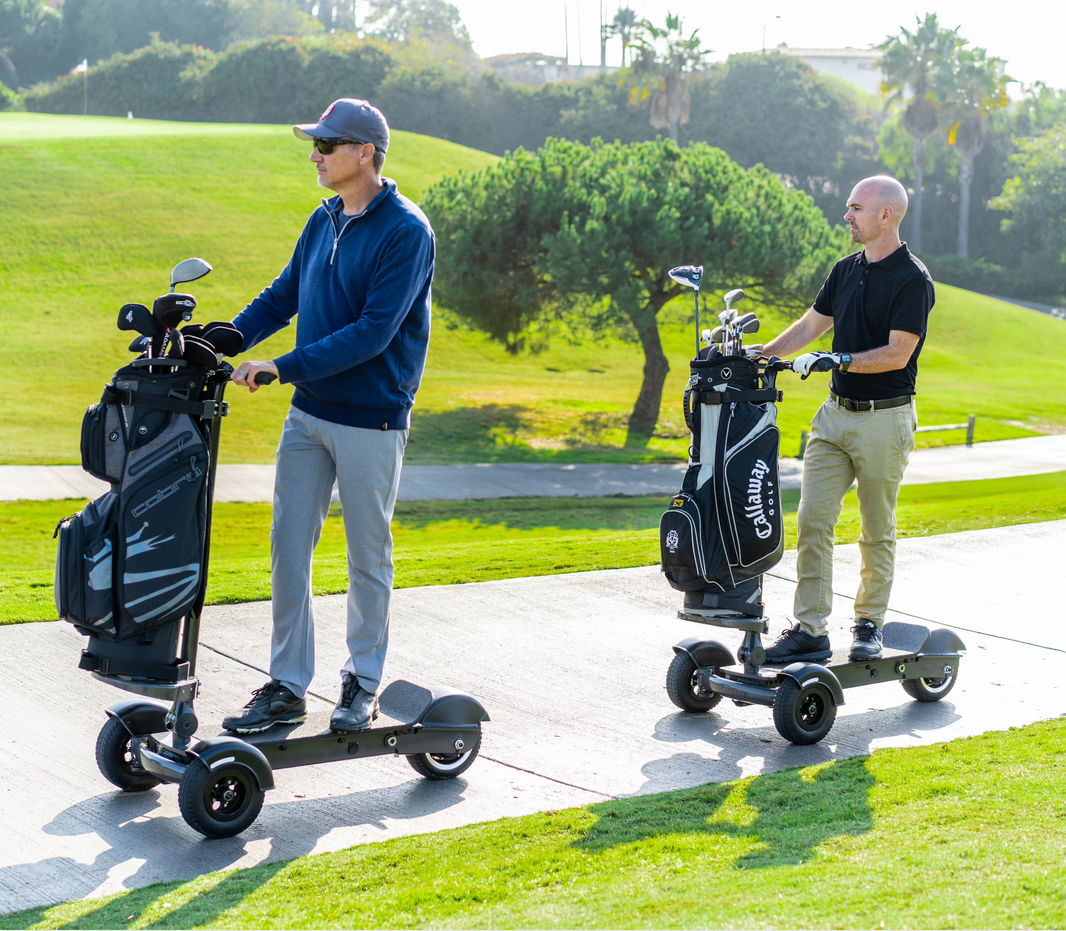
[55,362,219,677]
[660,354,784,618]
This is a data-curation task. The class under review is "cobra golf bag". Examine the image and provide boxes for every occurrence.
[54,258,239,683]
[659,268,785,620]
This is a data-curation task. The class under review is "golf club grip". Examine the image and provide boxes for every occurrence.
[254,372,276,385]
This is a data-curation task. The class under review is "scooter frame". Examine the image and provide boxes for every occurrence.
[84,358,488,838]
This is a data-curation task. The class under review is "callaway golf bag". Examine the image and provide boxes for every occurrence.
[659,271,785,619]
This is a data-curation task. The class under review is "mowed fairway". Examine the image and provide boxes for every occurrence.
[3,113,1066,469]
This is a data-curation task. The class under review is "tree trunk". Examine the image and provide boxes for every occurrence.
[910,137,925,254]
[957,151,973,258]
[625,306,670,446]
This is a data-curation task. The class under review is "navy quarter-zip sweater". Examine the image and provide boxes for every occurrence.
[232,179,434,430]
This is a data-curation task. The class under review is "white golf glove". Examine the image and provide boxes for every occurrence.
[792,351,842,379]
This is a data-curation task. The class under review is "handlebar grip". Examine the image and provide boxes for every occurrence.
[254,372,277,385]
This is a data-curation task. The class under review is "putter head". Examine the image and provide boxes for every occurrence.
[170,257,212,290]
[723,288,745,311]
[117,303,157,337]
[669,265,703,291]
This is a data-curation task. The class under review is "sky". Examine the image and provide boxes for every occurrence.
[449,0,1066,91]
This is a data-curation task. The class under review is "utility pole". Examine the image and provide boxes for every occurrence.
[600,0,606,67]
[564,1,569,65]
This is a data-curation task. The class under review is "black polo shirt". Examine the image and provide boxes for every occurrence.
[812,243,934,401]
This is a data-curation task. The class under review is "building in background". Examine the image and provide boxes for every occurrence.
[486,53,619,86]
[769,46,884,95]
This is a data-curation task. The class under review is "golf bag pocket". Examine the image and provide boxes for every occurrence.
[721,426,783,573]
[81,402,126,484]
[660,491,709,591]
[55,491,119,635]
[116,453,207,637]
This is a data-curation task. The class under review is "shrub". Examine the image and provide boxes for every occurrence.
[0,82,24,111]
[193,35,392,123]
[24,41,213,119]
[923,253,1066,302]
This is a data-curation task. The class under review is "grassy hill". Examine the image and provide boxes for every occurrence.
[2,113,1065,466]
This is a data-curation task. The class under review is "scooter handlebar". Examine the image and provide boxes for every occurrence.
[253,372,277,386]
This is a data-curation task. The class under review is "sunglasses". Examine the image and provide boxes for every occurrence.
[311,137,366,155]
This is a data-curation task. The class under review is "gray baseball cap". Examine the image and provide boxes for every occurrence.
[293,98,389,153]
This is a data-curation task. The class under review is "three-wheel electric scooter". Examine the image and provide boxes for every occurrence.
[659,266,965,745]
[62,258,489,838]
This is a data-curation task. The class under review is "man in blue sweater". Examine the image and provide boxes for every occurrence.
[222,99,435,734]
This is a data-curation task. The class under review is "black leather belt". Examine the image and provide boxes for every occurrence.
[829,391,912,412]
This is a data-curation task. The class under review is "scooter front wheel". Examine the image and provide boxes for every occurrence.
[96,715,161,792]
[407,730,481,779]
[772,677,837,745]
[178,758,264,838]
[666,651,723,713]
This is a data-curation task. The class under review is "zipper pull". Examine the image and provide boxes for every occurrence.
[331,235,339,266]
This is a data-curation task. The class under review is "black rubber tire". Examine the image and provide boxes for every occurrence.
[178,758,265,838]
[407,730,481,780]
[772,677,837,745]
[666,650,723,713]
[901,671,957,702]
[96,716,161,792]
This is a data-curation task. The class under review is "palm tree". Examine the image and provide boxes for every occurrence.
[626,13,710,143]
[937,46,1011,257]
[876,13,958,253]
[611,7,638,66]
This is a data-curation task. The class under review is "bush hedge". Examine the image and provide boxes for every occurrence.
[0,83,24,111]
[923,253,1066,303]
[24,41,213,119]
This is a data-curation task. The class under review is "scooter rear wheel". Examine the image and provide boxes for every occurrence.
[901,672,956,702]
[178,758,264,838]
[666,651,722,713]
[96,715,161,792]
[407,730,481,779]
[773,677,837,745]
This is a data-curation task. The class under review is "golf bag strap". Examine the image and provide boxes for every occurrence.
[106,382,214,419]
[683,388,700,437]
[698,388,782,405]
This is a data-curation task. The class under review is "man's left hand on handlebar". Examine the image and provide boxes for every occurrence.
[792,351,843,379]
[232,360,279,392]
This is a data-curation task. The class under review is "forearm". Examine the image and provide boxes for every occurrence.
[763,309,832,357]
[844,343,912,373]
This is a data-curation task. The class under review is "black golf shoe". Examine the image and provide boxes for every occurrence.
[330,672,380,732]
[849,619,884,661]
[223,680,307,733]
[764,623,832,664]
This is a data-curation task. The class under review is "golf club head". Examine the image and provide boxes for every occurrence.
[711,326,724,343]
[170,257,212,290]
[723,288,745,311]
[180,323,205,340]
[182,334,221,369]
[668,264,703,291]
[701,328,712,343]
[727,309,739,323]
[201,321,244,357]
[117,303,157,337]
[742,317,761,334]
[154,293,197,331]
[128,334,152,355]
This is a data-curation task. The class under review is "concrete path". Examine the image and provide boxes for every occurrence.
[2,434,1064,503]
[994,294,1066,321]
[1,521,1064,914]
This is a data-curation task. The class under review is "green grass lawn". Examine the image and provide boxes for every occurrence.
[5,716,1064,929]
[4,471,1065,624]
[2,114,1066,467]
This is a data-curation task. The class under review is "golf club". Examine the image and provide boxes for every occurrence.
[669,265,704,358]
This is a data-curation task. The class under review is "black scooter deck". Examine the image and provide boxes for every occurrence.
[224,680,480,771]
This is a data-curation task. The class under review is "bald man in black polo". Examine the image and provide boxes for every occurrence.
[759,175,934,665]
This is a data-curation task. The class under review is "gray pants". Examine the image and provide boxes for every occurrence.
[269,407,407,697]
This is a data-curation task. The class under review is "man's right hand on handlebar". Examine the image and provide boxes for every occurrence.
[232,360,279,393]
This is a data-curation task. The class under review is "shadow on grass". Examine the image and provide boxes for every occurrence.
[405,404,681,464]
[576,755,875,869]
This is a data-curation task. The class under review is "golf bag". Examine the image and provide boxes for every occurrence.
[55,361,219,676]
[660,353,784,617]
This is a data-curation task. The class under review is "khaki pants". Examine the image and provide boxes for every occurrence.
[794,397,916,636]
